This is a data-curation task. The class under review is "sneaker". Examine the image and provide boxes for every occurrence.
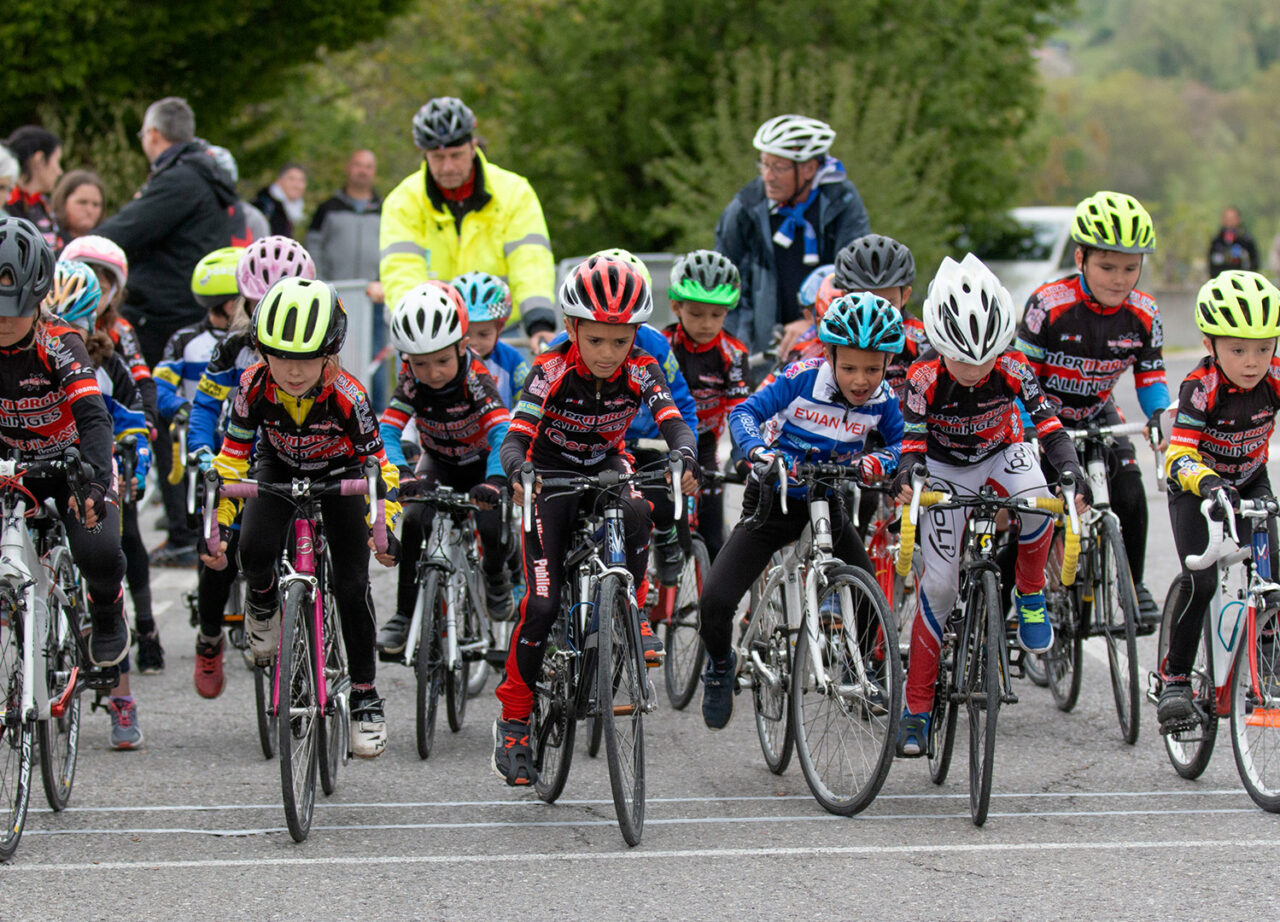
[1135,582,1160,630]
[375,610,412,655]
[245,594,280,667]
[654,533,684,586]
[700,651,737,730]
[484,572,515,622]
[193,634,225,699]
[1157,677,1195,730]
[349,688,388,758]
[148,543,199,568]
[89,607,130,668]
[639,618,665,666]
[107,696,143,750]
[491,717,537,785]
[1015,589,1053,654]
[136,630,165,674]
[896,709,930,758]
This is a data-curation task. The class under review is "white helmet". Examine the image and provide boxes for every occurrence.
[923,253,1016,365]
[753,114,835,162]
[390,281,468,354]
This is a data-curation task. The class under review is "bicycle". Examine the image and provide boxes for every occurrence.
[852,479,914,658]
[0,449,115,861]
[733,458,902,816]
[388,481,494,760]
[523,454,685,846]
[1038,420,1151,742]
[1148,493,1280,811]
[897,464,1080,826]
[202,460,388,842]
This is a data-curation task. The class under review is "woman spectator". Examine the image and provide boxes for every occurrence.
[251,163,307,238]
[52,169,106,246]
[4,125,62,248]
[0,145,18,216]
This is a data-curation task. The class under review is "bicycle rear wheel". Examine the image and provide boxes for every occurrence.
[254,665,276,759]
[1044,529,1083,711]
[791,566,900,816]
[1159,576,1217,779]
[278,583,319,842]
[928,629,960,786]
[966,570,1003,827]
[465,578,491,699]
[533,611,577,803]
[1231,604,1280,811]
[749,565,794,774]
[445,581,472,733]
[664,535,708,710]
[318,582,348,797]
[1098,517,1141,744]
[0,598,33,862]
[415,572,445,760]
[38,548,83,811]
[597,574,645,846]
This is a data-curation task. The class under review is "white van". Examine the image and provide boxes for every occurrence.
[978,206,1077,312]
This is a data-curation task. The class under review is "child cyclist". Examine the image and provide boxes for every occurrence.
[450,271,529,407]
[200,278,401,758]
[493,256,700,786]
[374,281,513,654]
[1015,191,1168,627]
[0,218,131,670]
[1158,270,1280,730]
[663,249,750,561]
[893,254,1089,758]
[698,292,905,729]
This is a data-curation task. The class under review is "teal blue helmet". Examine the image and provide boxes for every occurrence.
[819,291,905,353]
[451,271,512,324]
[44,259,102,330]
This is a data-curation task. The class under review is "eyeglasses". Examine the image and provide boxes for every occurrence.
[136,125,153,140]
[756,159,795,178]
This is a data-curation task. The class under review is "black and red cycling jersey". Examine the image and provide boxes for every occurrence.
[1016,274,1168,424]
[1167,355,1280,494]
[661,323,750,439]
[900,350,1076,474]
[0,321,114,482]
[5,189,59,250]
[886,315,927,398]
[101,315,158,425]
[500,339,696,477]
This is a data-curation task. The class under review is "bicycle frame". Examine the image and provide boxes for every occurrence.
[273,516,331,723]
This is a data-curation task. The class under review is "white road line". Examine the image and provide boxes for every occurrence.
[4,837,1273,872]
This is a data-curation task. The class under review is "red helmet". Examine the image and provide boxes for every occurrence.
[559,255,653,325]
[814,273,845,321]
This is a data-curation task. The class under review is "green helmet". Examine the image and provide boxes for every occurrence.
[668,249,741,308]
[1195,270,1280,339]
[1071,191,1156,254]
[252,277,348,359]
[588,247,652,288]
[191,246,243,309]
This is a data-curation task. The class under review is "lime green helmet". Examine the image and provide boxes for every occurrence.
[1071,191,1156,254]
[588,247,652,288]
[252,277,348,359]
[1195,270,1280,339]
[668,249,741,308]
[191,246,243,309]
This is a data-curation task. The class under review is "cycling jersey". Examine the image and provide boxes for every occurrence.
[154,319,229,420]
[1016,274,1169,424]
[1166,355,1280,495]
[662,323,750,439]
[481,339,530,407]
[5,189,58,250]
[500,339,696,477]
[886,315,927,398]
[0,321,114,483]
[189,330,256,454]
[101,315,156,418]
[379,352,510,477]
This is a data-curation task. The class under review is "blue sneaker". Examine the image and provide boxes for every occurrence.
[1015,589,1053,654]
[896,709,930,758]
[700,651,737,730]
[108,696,144,750]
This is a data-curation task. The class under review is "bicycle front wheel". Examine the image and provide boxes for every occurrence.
[0,598,34,862]
[749,564,794,774]
[1098,517,1141,744]
[1231,604,1280,811]
[791,566,900,816]
[1159,576,1217,779]
[278,583,319,842]
[596,573,645,846]
[966,570,1003,827]
[38,548,83,811]
[533,612,577,803]
[664,536,708,710]
[415,571,445,760]
[1044,529,1083,711]
[254,664,276,759]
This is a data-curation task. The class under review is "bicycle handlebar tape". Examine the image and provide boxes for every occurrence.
[1060,525,1081,587]
[895,509,917,577]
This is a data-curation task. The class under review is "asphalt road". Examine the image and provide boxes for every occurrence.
[4,352,1277,921]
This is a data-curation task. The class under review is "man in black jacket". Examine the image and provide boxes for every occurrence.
[97,97,236,365]
[1207,205,1259,278]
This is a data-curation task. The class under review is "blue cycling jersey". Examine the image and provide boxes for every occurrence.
[481,339,530,407]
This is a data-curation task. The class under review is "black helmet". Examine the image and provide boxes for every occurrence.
[0,217,55,318]
[833,234,916,291]
[412,97,476,150]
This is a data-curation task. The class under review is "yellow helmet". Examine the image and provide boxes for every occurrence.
[252,278,347,359]
[1195,270,1280,339]
[191,246,243,308]
[1071,191,1156,254]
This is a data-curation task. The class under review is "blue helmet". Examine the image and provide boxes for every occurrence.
[797,264,835,310]
[451,271,512,325]
[44,260,102,330]
[819,291,905,353]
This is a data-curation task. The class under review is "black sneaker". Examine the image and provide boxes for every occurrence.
[1157,677,1195,731]
[375,610,412,654]
[349,687,387,758]
[700,651,737,730]
[89,612,131,668]
[149,543,199,568]
[492,717,537,786]
[1135,582,1160,631]
[639,618,665,666]
[136,630,165,674]
[654,533,683,586]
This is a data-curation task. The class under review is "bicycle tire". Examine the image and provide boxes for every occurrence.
[445,577,473,732]
[0,598,34,862]
[1158,575,1217,779]
[585,714,602,757]
[533,610,577,803]
[415,571,445,760]
[749,565,794,775]
[927,636,959,786]
[966,570,1002,827]
[1098,517,1141,744]
[1231,604,1280,811]
[791,566,900,816]
[465,580,491,698]
[318,580,346,797]
[1045,529,1084,712]
[664,535,709,710]
[596,573,645,846]
[278,582,318,842]
[254,664,276,759]
[38,548,82,812]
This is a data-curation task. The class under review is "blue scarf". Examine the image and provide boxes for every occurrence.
[771,157,846,266]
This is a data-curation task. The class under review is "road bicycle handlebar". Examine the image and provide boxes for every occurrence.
[1185,493,1280,571]
[0,448,94,518]
[519,453,686,533]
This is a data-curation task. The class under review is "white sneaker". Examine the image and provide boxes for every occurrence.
[350,691,387,759]
[246,611,281,666]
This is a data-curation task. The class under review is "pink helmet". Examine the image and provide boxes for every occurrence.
[235,235,316,301]
[59,234,128,292]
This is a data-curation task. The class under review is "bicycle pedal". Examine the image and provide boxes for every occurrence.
[484,647,508,668]
[377,648,405,664]
[1160,717,1200,736]
[83,665,120,691]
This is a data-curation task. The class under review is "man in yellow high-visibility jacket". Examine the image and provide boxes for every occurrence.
[380,97,557,349]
